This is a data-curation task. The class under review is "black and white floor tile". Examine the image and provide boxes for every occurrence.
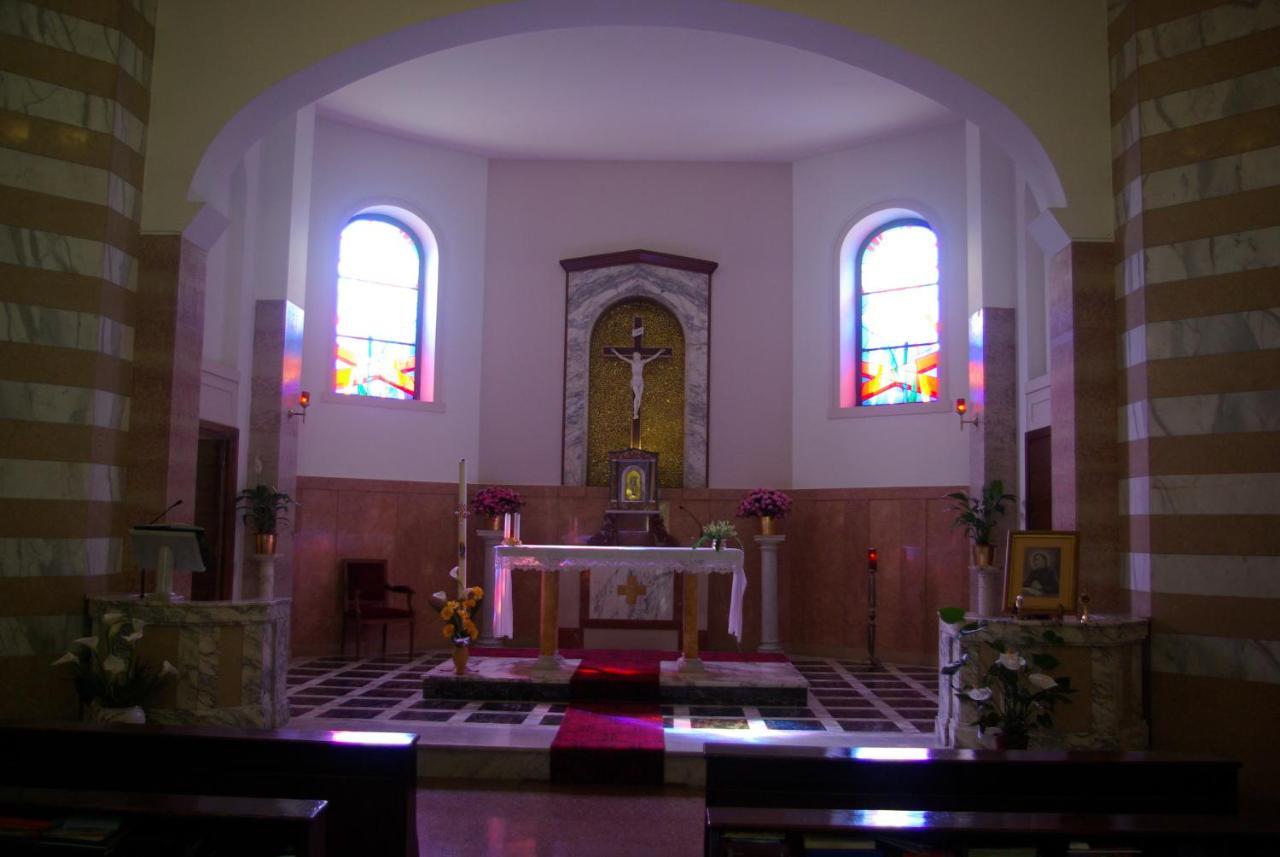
[287,653,940,737]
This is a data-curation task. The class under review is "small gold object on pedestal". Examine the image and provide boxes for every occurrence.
[1079,590,1091,624]
[760,515,775,536]
[451,645,469,675]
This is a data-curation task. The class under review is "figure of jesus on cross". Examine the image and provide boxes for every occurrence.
[604,315,671,447]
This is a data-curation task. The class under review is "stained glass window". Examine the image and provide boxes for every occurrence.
[856,220,939,406]
[333,216,423,400]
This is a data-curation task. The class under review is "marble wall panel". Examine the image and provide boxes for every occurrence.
[0,227,135,290]
[0,380,130,430]
[1144,225,1280,285]
[0,73,145,151]
[563,263,710,487]
[0,536,120,577]
[0,302,135,359]
[1152,631,1280,685]
[290,478,967,662]
[0,0,153,85]
[1134,1,1280,65]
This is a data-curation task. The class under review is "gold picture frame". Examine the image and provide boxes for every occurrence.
[1003,530,1079,614]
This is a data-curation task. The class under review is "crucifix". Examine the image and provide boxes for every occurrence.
[603,316,671,448]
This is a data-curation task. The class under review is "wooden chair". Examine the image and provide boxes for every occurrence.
[340,559,415,657]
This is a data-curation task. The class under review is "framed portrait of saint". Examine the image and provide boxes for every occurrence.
[1003,531,1079,614]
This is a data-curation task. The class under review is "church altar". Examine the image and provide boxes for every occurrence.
[491,544,746,669]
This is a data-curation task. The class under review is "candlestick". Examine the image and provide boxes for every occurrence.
[457,458,467,598]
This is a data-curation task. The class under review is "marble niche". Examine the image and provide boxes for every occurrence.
[561,251,716,488]
[937,614,1150,750]
[87,596,290,728]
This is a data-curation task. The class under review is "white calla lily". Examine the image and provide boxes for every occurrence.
[122,632,143,644]
[161,660,179,678]
[966,687,993,702]
[52,652,78,666]
[102,654,126,674]
[73,636,99,651]
[102,612,126,627]
[132,619,145,632]
[996,652,1025,671]
[1028,672,1057,690]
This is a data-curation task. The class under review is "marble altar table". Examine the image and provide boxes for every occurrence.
[492,544,746,671]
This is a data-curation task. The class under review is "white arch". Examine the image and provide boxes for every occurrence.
[190,0,1065,240]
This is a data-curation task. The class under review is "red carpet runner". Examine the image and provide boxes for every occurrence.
[469,648,789,786]
[552,650,664,786]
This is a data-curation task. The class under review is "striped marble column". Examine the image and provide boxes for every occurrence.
[0,0,155,717]
[1109,0,1280,792]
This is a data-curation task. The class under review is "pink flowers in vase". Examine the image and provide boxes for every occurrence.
[737,488,793,519]
[470,486,525,518]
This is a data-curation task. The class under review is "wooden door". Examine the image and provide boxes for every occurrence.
[192,422,237,601]
[1024,427,1052,530]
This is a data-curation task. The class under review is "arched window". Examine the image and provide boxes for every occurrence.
[333,214,430,401]
[851,219,940,407]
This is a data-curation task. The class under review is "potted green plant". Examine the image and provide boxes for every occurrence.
[694,520,740,551]
[236,484,295,555]
[52,613,177,723]
[939,610,1075,749]
[945,479,1016,568]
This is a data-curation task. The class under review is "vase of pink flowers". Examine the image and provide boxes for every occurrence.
[738,488,793,535]
[471,486,525,529]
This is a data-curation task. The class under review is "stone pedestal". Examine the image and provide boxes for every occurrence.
[755,534,785,653]
[938,614,1149,750]
[476,528,504,647]
[88,595,291,728]
[973,565,1002,617]
[255,553,275,600]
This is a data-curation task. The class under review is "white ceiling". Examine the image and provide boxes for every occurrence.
[317,26,953,161]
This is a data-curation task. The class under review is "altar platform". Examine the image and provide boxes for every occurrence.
[286,651,940,785]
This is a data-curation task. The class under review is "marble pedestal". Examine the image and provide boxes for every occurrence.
[755,534,785,653]
[87,595,291,728]
[937,614,1149,750]
[476,528,504,647]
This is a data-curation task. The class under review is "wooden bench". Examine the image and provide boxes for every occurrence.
[0,786,327,856]
[703,745,1270,856]
[705,744,1240,813]
[0,722,417,857]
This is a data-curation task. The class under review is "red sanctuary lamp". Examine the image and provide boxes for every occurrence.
[866,548,881,669]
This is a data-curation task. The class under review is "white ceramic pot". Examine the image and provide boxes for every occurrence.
[93,704,146,724]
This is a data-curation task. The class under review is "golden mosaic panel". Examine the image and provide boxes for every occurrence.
[587,299,684,489]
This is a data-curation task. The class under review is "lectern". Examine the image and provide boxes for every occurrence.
[130,525,207,602]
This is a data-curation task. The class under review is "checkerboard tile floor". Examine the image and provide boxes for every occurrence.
[287,653,939,735]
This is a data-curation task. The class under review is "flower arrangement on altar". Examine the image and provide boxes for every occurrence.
[939,609,1075,749]
[737,488,792,519]
[439,586,485,645]
[694,520,740,551]
[470,486,524,519]
[52,614,177,721]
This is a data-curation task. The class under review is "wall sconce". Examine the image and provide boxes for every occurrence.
[955,397,978,431]
[288,391,310,423]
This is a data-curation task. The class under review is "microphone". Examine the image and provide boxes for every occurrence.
[677,505,704,533]
[147,499,183,525]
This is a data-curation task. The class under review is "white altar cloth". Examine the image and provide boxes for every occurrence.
[490,544,747,641]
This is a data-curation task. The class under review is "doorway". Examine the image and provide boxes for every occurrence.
[192,422,238,601]
[1024,427,1052,530]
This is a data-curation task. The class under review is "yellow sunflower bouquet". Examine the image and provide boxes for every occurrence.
[440,585,484,645]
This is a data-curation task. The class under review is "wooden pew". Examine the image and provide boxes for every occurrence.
[0,722,417,857]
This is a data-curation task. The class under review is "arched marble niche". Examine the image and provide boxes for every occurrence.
[561,250,716,488]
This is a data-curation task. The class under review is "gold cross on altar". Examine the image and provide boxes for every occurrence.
[616,572,648,606]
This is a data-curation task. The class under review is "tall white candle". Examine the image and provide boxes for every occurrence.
[457,458,467,597]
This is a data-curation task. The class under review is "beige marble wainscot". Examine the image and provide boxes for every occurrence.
[937,614,1149,751]
[87,596,291,728]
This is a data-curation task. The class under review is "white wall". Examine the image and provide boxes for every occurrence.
[479,160,794,487]
[792,122,971,488]
[296,117,488,481]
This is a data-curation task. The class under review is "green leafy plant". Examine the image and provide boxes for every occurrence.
[52,614,176,710]
[235,484,295,535]
[939,609,1074,749]
[945,480,1016,546]
[693,520,740,550]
